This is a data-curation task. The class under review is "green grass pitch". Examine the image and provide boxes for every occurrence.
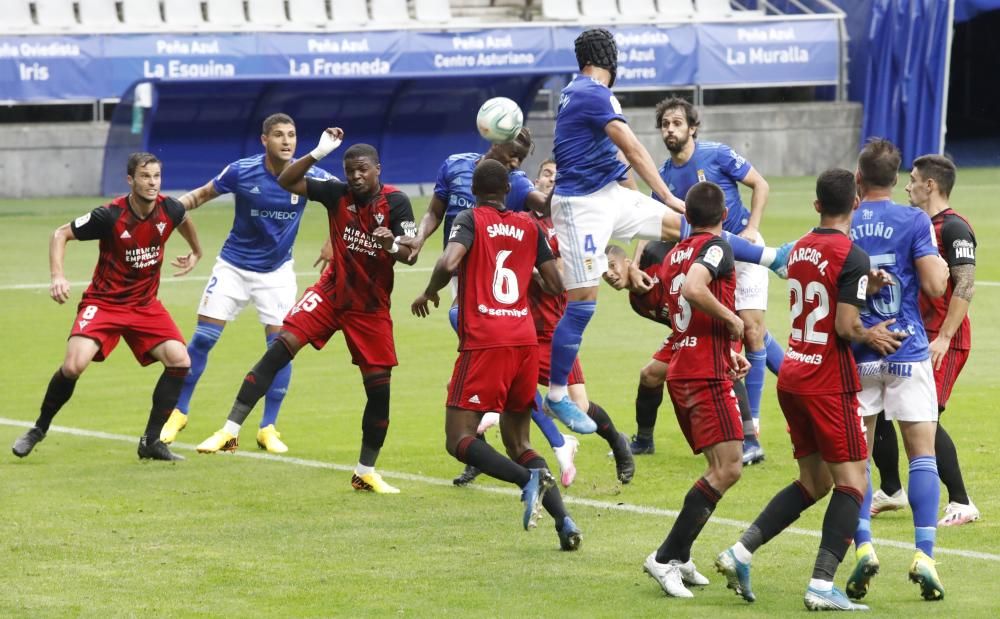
[1,170,998,617]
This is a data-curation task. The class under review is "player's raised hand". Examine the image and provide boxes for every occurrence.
[309,127,344,161]
[865,318,908,356]
[411,291,440,318]
[866,268,894,295]
[728,350,751,380]
[171,252,200,277]
[313,237,333,271]
[49,275,71,304]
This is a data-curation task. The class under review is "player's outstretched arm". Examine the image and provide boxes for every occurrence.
[835,304,906,356]
[605,120,684,213]
[277,127,344,196]
[739,167,769,241]
[411,241,467,317]
[915,254,949,299]
[682,263,743,341]
[177,180,220,211]
[49,223,76,304]
[171,216,203,277]
[403,195,446,261]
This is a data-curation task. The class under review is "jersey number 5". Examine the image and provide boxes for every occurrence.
[789,278,829,344]
[493,250,519,304]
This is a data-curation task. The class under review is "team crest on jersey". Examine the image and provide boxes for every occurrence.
[156,222,166,235]
[374,212,384,225]
[290,194,299,205]
[697,169,706,182]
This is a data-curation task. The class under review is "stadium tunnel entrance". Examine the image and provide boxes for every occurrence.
[101,73,554,195]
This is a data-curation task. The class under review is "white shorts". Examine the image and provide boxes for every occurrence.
[197,257,298,326]
[857,359,939,422]
[735,230,769,312]
[552,182,671,290]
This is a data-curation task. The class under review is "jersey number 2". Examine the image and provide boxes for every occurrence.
[789,279,829,344]
[492,250,519,304]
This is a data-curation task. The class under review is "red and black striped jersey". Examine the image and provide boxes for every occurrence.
[518,211,564,338]
[450,206,554,351]
[306,179,415,313]
[661,232,736,381]
[69,194,186,306]
[777,229,869,395]
[920,208,975,351]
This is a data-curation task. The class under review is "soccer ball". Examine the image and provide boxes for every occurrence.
[476,97,524,144]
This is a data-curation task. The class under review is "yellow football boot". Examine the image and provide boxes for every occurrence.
[351,470,400,494]
[909,550,944,601]
[195,430,238,454]
[159,409,188,444]
[255,425,288,454]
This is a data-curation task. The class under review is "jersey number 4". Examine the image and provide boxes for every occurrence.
[789,278,829,344]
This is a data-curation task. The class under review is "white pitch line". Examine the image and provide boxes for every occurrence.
[3,416,998,563]
[2,274,999,292]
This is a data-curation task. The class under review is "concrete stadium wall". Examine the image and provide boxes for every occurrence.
[0,101,861,199]
[520,101,863,187]
[0,123,109,199]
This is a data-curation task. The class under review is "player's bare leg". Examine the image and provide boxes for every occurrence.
[13,336,99,458]
[138,339,190,461]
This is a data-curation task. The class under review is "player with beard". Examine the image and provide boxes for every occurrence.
[12,152,202,462]
[195,130,418,495]
[653,97,782,463]
[159,113,334,453]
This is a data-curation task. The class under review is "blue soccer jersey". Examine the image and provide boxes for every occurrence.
[434,152,532,246]
[552,75,628,197]
[850,199,939,363]
[215,154,333,272]
[655,141,752,235]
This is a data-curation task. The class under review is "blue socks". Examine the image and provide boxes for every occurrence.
[176,321,223,414]
[448,305,459,333]
[909,455,940,557]
[532,391,565,448]
[548,300,596,390]
[763,331,784,374]
[722,231,765,264]
[745,349,767,423]
[856,463,874,547]
[262,332,291,428]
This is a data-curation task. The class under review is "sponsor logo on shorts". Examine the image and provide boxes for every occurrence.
[858,360,915,378]
[469,394,481,404]
[77,320,89,330]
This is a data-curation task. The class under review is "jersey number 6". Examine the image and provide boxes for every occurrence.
[492,250,519,304]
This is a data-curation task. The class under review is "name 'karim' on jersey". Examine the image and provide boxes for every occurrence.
[69,194,186,306]
[778,229,871,395]
[448,206,554,351]
[660,233,736,380]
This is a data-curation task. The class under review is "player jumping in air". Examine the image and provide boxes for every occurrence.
[160,113,334,453]
[412,159,582,550]
[544,28,791,433]
[12,152,202,462]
